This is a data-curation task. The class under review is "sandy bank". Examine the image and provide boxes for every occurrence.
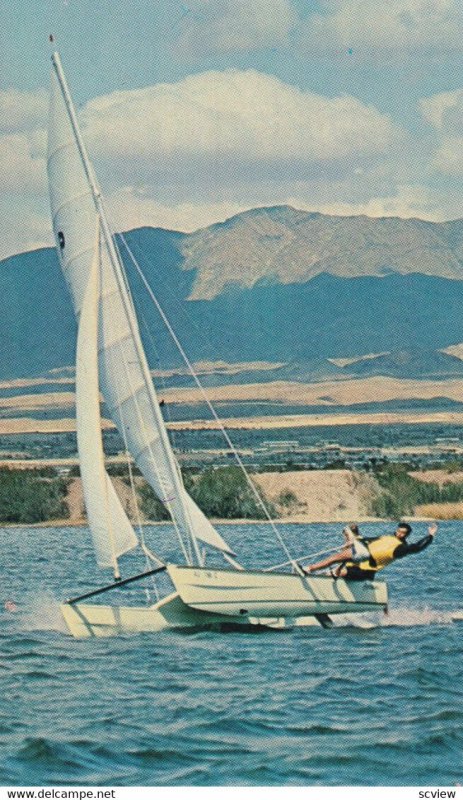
[1,470,382,527]
[252,469,379,523]
[4,409,463,436]
[3,468,457,528]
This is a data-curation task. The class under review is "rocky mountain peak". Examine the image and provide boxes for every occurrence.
[181,205,463,299]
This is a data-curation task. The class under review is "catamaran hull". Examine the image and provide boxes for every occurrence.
[60,569,387,637]
[168,564,388,618]
[60,591,320,638]
[60,591,228,638]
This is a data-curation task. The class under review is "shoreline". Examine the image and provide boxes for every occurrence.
[4,409,463,436]
[0,466,455,527]
[1,515,436,529]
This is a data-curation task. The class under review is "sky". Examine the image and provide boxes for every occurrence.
[3,0,463,259]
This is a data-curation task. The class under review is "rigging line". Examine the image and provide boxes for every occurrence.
[114,232,241,374]
[115,316,191,567]
[118,232,296,566]
[104,229,198,566]
[52,53,201,567]
[110,235,201,567]
[99,233,142,542]
[98,245,148,578]
[264,546,343,572]
[108,320,165,574]
[95,216,196,562]
[96,230,121,580]
[98,223,190,568]
[138,309,177,450]
[118,434,162,598]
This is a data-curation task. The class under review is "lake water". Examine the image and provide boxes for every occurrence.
[1,521,462,786]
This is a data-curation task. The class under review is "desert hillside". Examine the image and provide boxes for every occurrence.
[4,465,463,526]
[33,470,380,526]
[6,210,463,380]
[252,469,379,523]
[182,207,463,299]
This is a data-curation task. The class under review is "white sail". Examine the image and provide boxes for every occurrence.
[47,60,233,559]
[76,222,138,569]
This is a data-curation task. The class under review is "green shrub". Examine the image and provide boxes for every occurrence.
[371,464,463,518]
[106,462,142,478]
[278,489,298,508]
[137,466,274,521]
[189,466,273,519]
[0,468,69,523]
[137,482,170,521]
[440,482,463,502]
[443,459,463,473]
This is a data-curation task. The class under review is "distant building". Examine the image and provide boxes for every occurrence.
[260,440,300,452]
[434,437,461,450]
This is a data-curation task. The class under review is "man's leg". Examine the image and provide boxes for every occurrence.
[305,547,352,573]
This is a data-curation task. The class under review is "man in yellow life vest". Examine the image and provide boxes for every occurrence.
[305,522,438,581]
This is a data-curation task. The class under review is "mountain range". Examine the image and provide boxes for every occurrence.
[3,206,463,384]
[181,205,463,298]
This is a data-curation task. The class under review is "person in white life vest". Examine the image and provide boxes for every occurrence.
[304,522,438,581]
[340,523,370,564]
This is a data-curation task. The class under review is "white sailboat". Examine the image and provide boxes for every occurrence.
[47,50,388,638]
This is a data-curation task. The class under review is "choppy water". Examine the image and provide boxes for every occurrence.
[1,521,462,786]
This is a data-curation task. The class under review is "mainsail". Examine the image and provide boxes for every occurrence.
[47,54,234,563]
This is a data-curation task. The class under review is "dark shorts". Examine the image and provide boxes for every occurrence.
[343,565,376,582]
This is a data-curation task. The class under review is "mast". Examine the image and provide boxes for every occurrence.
[50,51,202,566]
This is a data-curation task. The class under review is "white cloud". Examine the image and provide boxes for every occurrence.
[3,66,460,262]
[420,89,463,131]
[0,90,47,195]
[296,0,463,58]
[83,69,401,180]
[177,0,297,55]
[0,91,49,258]
[105,183,452,237]
[0,133,46,193]
[420,90,463,174]
[0,204,52,261]
[0,70,404,260]
[432,136,463,175]
[287,185,451,222]
[106,186,249,232]
[0,89,47,134]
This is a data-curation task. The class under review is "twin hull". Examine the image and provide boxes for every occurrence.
[60,566,388,638]
[168,564,388,618]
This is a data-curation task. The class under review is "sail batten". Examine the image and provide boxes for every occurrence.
[132,439,163,461]
[47,53,235,561]
[62,246,97,272]
[98,332,137,355]
[47,140,77,162]
[105,383,147,409]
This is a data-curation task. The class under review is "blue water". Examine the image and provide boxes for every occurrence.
[1,521,462,786]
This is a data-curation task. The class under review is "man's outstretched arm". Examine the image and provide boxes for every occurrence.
[394,523,438,559]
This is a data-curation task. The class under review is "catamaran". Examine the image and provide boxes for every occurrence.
[47,49,388,637]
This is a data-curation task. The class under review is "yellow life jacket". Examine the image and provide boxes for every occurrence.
[356,535,399,572]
